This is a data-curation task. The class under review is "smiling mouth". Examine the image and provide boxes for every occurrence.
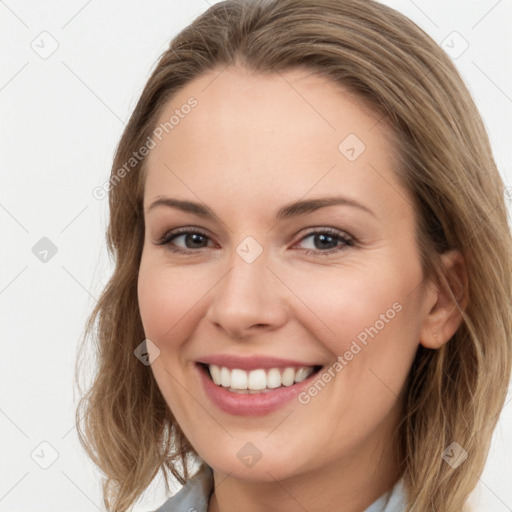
[198,363,323,394]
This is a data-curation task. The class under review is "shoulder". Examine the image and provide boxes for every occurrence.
[151,464,214,512]
[365,477,408,512]
[150,466,407,512]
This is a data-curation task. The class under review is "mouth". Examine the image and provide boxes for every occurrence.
[195,354,326,415]
[197,362,323,394]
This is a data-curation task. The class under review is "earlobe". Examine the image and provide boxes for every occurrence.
[420,250,468,349]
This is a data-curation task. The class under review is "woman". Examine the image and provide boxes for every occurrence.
[75,1,512,511]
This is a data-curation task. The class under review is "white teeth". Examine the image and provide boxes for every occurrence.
[220,366,231,387]
[209,364,221,385]
[267,368,282,389]
[294,367,312,383]
[207,364,316,392]
[248,369,266,390]
[230,369,247,390]
[281,367,296,386]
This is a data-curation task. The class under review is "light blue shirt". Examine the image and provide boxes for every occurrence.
[153,464,408,511]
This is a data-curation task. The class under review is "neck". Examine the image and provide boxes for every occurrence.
[208,410,402,512]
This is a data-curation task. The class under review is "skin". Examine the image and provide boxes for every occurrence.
[137,66,465,512]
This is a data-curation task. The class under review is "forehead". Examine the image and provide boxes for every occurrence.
[143,66,406,216]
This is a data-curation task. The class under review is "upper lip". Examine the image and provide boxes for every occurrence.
[197,354,322,371]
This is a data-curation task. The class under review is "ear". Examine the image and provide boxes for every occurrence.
[420,250,468,349]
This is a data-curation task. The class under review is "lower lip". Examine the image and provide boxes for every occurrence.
[196,364,321,416]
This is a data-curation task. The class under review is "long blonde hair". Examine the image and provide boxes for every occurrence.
[75,1,512,510]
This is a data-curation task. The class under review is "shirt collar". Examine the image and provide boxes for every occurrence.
[153,464,407,512]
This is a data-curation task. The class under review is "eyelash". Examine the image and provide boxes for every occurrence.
[155,226,355,256]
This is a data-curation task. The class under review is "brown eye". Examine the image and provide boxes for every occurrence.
[295,228,354,256]
[157,228,213,254]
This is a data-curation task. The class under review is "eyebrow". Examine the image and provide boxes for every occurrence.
[146,195,375,220]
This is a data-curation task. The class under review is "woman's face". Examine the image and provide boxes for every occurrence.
[137,66,436,482]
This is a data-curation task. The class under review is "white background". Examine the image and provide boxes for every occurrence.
[1,0,511,510]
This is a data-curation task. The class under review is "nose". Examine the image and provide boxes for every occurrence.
[205,246,289,340]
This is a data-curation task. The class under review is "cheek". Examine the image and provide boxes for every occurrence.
[288,263,415,348]
[137,259,203,346]
[285,259,423,401]
[285,267,421,433]
[137,260,202,415]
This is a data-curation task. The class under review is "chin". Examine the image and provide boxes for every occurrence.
[193,435,313,483]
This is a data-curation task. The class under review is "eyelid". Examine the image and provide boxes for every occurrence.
[155,226,214,246]
[296,226,354,241]
[292,227,355,254]
[155,225,356,256]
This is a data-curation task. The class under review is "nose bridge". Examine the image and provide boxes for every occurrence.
[206,235,287,335]
[219,238,272,311]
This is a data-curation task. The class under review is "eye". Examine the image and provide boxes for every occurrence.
[156,227,213,254]
[293,227,354,256]
[155,226,355,256]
